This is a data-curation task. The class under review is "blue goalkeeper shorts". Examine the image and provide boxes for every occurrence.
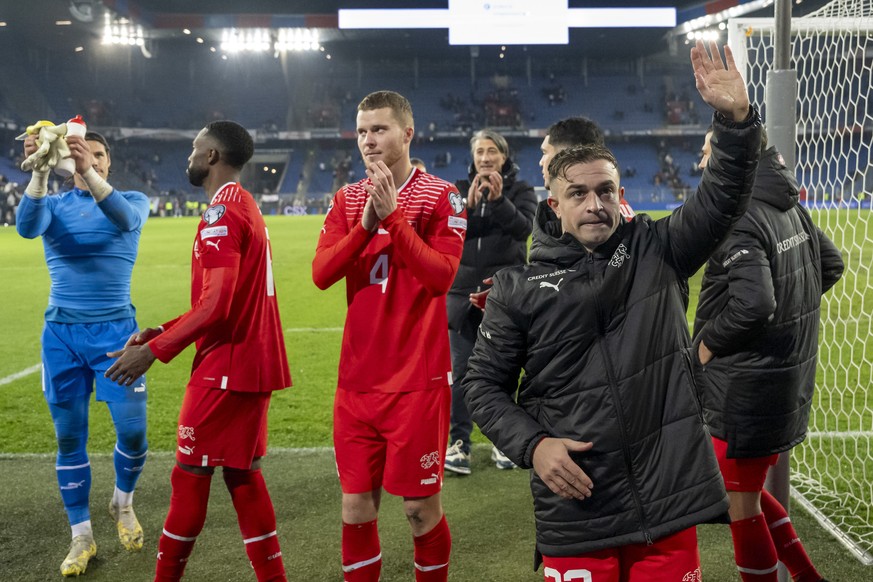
[41,319,147,404]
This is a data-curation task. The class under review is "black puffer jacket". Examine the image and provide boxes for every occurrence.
[462,111,761,558]
[447,159,537,333]
[692,146,844,459]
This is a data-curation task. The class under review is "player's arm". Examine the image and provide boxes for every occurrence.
[16,135,53,238]
[658,41,761,277]
[95,190,150,232]
[817,225,844,294]
[312,190,374,290]
[365,161,465,295]
[463,273,593,499]
[380,208,463,296]
[15,191,53,238]
[697,230,774,359]
[146,265,239,362]
[105,265,239,385]
[462,274,544,465]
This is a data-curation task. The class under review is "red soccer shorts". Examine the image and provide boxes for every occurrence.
[711,437,779,492]
[176,384,272,470]
[333,386,450,497]
[541,527,701,582]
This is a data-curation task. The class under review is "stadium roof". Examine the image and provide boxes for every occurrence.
[0,1,833,60]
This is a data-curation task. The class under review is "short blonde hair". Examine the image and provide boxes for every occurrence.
[358,91,414,128]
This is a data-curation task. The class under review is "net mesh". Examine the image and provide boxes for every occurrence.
[728,0,873,563]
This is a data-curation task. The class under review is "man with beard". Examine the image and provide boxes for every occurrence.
[106,120,291,582]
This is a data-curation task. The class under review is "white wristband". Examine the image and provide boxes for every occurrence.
[82,167,114,202]
[25,169,49,199]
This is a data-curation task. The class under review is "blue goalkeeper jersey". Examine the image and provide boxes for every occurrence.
[16,187,150,323]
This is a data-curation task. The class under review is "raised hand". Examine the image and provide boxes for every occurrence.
[691,40,750,122]
[66,135,93,176]
[23,135,38,159]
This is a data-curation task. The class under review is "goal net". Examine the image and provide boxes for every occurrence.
[728,0,873,564]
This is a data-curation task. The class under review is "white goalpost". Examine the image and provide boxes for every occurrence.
[728,0,873,564]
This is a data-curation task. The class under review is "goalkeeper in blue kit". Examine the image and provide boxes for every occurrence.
[16,127,151,577]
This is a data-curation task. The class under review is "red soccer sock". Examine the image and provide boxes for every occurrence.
[760,490,822,582]
[223,468,286,582]
[413,515,451,582]
[154,466,212,582]
[730,513,779,582]
[342,519,381,582]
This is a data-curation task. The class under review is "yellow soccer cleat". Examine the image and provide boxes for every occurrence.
[60,535,97,577]
[109,501,144,551]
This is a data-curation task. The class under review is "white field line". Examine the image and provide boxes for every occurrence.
[0,364,41,387]
[807,431,873,438]
[1,328,338,387]
[0,444,503,459]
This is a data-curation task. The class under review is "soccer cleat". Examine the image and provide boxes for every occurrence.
[60,535,96,577]
[491,446,517,470]
[109,501,144,551]
[444,440,471,475]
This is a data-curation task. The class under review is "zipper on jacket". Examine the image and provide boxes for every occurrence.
[476,201,486,256]
[593,290,653,545]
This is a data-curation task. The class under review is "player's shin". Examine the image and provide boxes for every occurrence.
[154,466,212,582]
[342,519,382,582]
[56,457,92,531]
[110,398,148,496]
[50,399,93,534]
[223,468,286,582]
[760,490,822,582]
[413,514,451,582]
[730,513,779,581]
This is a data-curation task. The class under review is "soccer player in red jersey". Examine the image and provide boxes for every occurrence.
[105,120,291,582]
[313,91,466,582]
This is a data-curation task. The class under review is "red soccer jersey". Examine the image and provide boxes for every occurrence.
[150,182,291,393]
[313,168,467,393]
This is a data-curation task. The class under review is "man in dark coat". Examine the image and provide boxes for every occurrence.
[444,129,537,474]
[692,127,842,582]
[462,41,759,579]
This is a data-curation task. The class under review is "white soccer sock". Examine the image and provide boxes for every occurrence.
[112,486,134,508]
[71,520,93,539]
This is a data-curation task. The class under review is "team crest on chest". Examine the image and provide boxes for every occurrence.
[203,204,226,225]
[448,192,465,215]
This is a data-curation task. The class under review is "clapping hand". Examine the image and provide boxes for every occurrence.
[365,161,398,220]
[484,171,503,201]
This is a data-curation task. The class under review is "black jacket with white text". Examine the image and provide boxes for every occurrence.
[692,145,844,459]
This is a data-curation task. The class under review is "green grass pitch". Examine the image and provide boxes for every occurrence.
[0,212,869,580]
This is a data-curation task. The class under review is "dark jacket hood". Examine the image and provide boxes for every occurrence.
[528,199,626,266]
[752,146,798,211]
